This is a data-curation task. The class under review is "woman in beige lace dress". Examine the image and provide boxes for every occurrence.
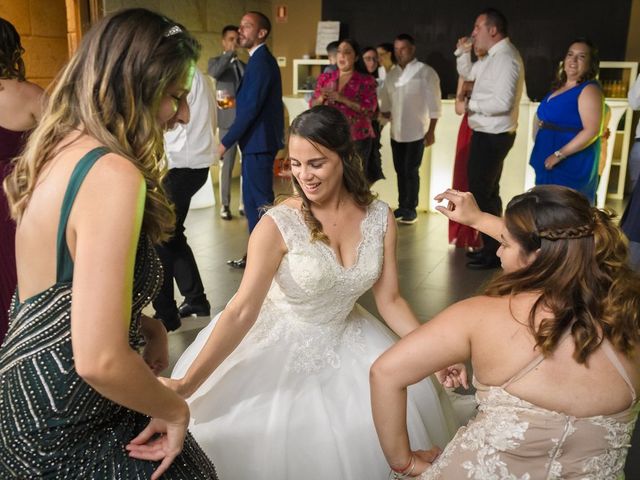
[371,185,640,479]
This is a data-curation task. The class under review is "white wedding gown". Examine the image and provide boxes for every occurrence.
[173,200,461,480]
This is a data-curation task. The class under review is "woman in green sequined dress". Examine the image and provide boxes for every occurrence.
[0,9,217,479]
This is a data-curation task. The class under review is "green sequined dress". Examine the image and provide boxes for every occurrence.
[0,148,217,479]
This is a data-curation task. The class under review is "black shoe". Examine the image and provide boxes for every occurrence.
[393,208,404,219]
[465,250,485,260]
[227,255,247,269]
[220,206,232,221]
[178,300,211,318]
[154,312,181,332]
[239,207,245,216]
[466,256,501,270]
[398,212,417,225]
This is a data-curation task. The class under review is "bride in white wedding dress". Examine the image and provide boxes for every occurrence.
[167,106,460,479]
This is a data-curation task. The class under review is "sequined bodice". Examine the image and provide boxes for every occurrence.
[248,200,388,373]
[0,234,162,476]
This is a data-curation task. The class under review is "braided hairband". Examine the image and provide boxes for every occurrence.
[538,222,595,240]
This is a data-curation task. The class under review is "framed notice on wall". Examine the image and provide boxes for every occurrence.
[315,21,340,57]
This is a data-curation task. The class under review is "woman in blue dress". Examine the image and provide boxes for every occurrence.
[529,38,604,203]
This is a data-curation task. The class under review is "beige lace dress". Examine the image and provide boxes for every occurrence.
[421,335,638,479]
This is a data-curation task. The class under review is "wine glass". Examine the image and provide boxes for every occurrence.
[455,35,474,56]
[216,89,235,110]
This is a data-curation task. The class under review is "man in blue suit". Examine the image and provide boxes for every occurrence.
[218,11,284,268]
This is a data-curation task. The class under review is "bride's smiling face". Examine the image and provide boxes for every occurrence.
[288,134,344,203]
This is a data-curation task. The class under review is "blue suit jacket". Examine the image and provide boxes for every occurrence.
[221,45,284,154]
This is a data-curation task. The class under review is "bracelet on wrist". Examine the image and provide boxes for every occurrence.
[390,455,413,473]
[389,454,416,479]
[553,150,566,160]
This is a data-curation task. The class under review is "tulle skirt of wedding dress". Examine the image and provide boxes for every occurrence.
[172,304,462,480]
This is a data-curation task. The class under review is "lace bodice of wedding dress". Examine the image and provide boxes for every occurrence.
[172,198,462,480]
[248,199,388,373]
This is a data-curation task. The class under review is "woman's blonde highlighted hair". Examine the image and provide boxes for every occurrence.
[3,8,200,243]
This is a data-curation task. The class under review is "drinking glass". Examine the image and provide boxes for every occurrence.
[216,89,235,109]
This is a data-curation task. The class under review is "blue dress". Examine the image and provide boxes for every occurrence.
[530,80,601,203]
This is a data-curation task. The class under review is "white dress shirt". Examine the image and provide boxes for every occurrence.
[248,42,265,57]
[379,59,442,143]
[456,50,489,82]
[456,38,524,134]
[165,68,217,170]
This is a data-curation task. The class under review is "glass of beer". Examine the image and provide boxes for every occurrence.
[216,89,235,109]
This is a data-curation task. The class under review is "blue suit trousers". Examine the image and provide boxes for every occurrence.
[242,151,276,233]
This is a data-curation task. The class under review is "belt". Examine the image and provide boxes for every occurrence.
[538,120,581,133]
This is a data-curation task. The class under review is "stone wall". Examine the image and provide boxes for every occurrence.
[1,0,69,88]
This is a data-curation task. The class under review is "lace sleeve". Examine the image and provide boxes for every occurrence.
[372,199,390,235]
[264,205,307,252]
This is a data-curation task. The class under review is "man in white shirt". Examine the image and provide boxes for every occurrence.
[153,68,216,331]
[456,8,524,269]
[380,33,441,224]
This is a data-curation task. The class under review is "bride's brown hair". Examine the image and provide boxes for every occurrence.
[286,105,376,243]
[485,185,640,363]
[4,8,200,243]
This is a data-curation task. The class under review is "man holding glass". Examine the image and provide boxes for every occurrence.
[456,8,524,270]
[208,25,245,221]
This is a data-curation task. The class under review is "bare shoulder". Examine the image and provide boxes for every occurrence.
[449,295,497,312]
[20,80,45,98]
[20,81,46,118]
[20,80,45,103]
[580,82,604,100]
[91,152,142,180]
[79,152,145,203]
[250,212,287,254]
[436,295,506,323]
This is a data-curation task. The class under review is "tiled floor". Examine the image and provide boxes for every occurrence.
[158,178,638,477]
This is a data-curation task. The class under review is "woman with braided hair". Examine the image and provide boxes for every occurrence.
[372,185,640,479]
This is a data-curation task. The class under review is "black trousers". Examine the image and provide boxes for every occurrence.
[356,128,384,184]
[467,131,516,256]
[153,167,209,318]
[391,138,425,215]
